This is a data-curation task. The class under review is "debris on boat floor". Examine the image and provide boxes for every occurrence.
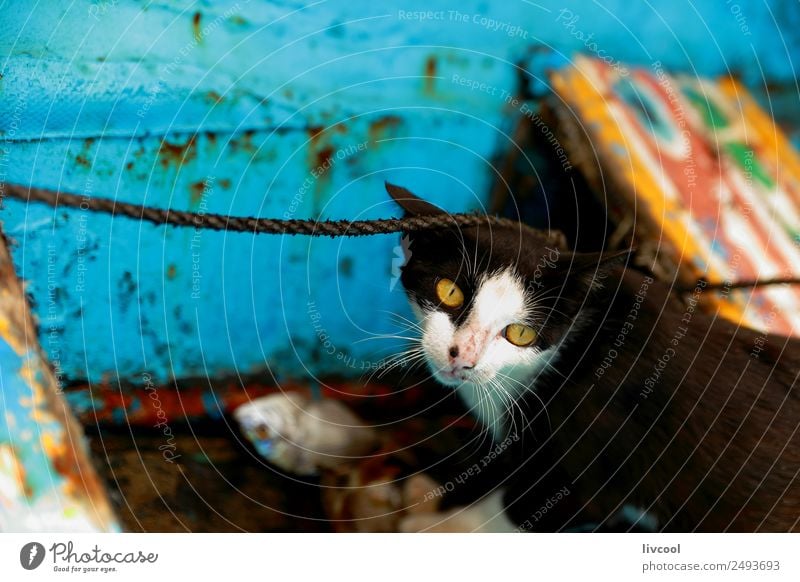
[86,429,331,532]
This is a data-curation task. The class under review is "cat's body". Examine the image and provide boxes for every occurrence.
[387,183,800,532]
[506,267,800,532]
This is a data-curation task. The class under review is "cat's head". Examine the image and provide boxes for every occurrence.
[386,182,627,392]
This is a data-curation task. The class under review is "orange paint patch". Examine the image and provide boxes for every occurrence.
[0,444,32,498]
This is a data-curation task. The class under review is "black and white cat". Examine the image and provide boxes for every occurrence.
[386,183,800,533]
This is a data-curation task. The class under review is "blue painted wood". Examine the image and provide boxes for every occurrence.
[1,0,799,384]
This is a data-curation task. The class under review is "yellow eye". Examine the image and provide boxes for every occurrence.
[435,278,464,308]
[503,323,537,347]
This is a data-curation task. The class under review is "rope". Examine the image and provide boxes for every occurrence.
[688,277,800,292]
[3,182,799,291]
[1,182,564,244]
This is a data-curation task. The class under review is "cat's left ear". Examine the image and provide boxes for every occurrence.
[385,182,445,216]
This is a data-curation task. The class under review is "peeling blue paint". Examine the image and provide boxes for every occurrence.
[1,0,799,385]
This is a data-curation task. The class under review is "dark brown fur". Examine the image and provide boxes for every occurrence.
[532,268,800,531]
[389,183,800,532]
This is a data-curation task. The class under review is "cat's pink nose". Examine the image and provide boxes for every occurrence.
[448,346,476,371]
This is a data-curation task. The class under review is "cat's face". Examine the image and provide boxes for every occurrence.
[407,267,545,387]
[398,224,569,391]
[386,183,623,414]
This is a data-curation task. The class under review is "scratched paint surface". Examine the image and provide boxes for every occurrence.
[0,237,117,531]
[551,56,800,336]
[0,348,102,531]
[2,1,799,384]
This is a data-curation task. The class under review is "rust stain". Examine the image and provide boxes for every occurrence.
[339,257,353,277]
[192,12,202,44]
[316,146,334,170]
[158,135,198,170]
[230,129,257,154]
[166,264,177,280]
[368,115,402,144]
[305,124,349,202]
[229,14,247,26]
[308,124,346,144]
[75,138,95,169]
[306,127,334,204]
[241,129,256,152]
[125,161,134,171]
[424,56,437,95]
[308,126,325,142]
[189,180,206,205]
[41,431,94,500]
[307,127,327,171]
[205,90,223,104]
[218,178,231,190]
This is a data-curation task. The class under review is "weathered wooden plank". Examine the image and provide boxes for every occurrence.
[0,230,117,531]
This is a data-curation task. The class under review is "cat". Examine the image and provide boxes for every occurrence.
[386,182,800,533]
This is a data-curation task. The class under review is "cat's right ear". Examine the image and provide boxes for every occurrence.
[385,182,445,216]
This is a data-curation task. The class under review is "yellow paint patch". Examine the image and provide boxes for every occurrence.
[0,443,32,498]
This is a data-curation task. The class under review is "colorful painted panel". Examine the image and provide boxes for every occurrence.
[551,56,800,336]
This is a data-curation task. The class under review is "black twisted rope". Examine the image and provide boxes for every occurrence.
[689,277,800,292]
[4,182,800,291]
[1,182,564,244]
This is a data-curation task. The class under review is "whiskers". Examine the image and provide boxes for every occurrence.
[357,311,428,384]
[356,311,549,449]
[494,370,552,436]
[462,370,551,444]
